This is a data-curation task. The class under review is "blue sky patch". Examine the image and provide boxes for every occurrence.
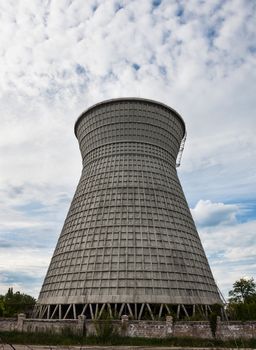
[1,270,42,285]
[114,3,124,12]
[159,65,167,76]
[132,63,140,71]
[152,0,161,7]
[176,4,184,17]
[248,46,256,54]
[15,201,45,213]
[75,64,86,75]
[235,201,256,223]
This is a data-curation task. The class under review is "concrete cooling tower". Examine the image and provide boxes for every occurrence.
[35,98,222,320]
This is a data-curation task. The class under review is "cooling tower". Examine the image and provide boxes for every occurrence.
[35,98,222,320]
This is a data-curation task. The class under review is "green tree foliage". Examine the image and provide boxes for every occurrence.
[228,277,256,320]
[0,288,36,317]
[229,277,256,303]
[0,295,4,316]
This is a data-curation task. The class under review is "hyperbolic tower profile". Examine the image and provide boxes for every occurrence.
[35,98,222,320]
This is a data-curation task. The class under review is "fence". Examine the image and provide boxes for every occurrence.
[0,314,255,339]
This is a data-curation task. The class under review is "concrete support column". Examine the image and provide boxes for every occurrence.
[78,314,86,336]
[121,314,129,336]
[216,315,221,339]
[17,313,26,332]
[166,315,173,336]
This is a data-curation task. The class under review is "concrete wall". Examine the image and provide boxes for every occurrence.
[173,321,212,339]
[0,318,17,331]
[1,315,255,340]
[216,321,256,339]
[13,314,85,335]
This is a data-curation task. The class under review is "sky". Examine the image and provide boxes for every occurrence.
[0,0,255,300]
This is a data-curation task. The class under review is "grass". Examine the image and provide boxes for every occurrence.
[0,331,256,348]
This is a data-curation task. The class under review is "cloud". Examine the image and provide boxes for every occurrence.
[211,261,256,301]
[0,0,255,298]
[0,246,51,297]
[198,215,256,257]
[191,199,239,227]
[192,199,256,297]
[1,0,255,103]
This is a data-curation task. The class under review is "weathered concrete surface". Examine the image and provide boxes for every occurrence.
[1,315,256,340]
[216,320,256,339]
[38,98,221,312]
[0,318,17,331]
[173,321,212,339]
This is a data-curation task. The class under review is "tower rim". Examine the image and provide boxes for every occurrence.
[74,97,186,138]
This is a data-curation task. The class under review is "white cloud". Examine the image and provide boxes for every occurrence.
[0,247,51,297]
[199,216,256,256]
[191,199,239,227]
[211,261,256,301]
[0,0,255,297]
[192,200,256,298]
[225,246,256,261]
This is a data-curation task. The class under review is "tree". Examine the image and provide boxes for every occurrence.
[228,277,256,320]
[0,295,4,316]
[228,277,256,303]
[0,288,36,317]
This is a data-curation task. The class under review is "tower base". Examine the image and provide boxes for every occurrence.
[33,302,223,320]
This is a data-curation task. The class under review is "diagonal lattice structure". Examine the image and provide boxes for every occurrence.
[35,98,222,320]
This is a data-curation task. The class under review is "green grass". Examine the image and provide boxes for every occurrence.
[0,331,256,348]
